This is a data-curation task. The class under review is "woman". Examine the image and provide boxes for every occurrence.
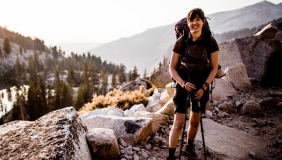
[168,8,219,159]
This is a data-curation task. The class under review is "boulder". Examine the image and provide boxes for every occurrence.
[86,128,120,160]
[134,111,169,133]
[149,65,171,88]
[156,98,175,116]
[240,101,263,117]
[254,23,278,39]
[82,115,153,144]
[146,92,162,112]
[217,101,235,114]
[79,107,124,121]
[225,63,252,91]
[158,90,171,106]
[165,82,176,97]
[211,78,238,101]
[124,104,147,117]
[258,97,277,107]
[0,120,32,136]
[0,107,92,160]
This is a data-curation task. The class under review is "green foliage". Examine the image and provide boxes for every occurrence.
[27,80,47,120]
[78,88,149,115]
[3,37,11,54]
[143,69,147,79]
[111,71,117,89]
[118,64,127,84]
[132,66,139,80]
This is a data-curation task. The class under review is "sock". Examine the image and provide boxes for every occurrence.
[188,139,194,146]
[168,148,176,157]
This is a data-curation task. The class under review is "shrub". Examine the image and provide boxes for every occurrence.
[77,87,149,116]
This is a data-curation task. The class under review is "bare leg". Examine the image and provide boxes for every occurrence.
[169,113,186,148]
[187,111,200,140]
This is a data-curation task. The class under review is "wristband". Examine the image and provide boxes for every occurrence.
[201,86,206,92]
[181,82,186,88]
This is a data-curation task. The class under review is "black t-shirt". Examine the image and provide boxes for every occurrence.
[172,33,219,72]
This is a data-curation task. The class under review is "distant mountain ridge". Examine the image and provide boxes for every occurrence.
[89,1,282,74]
[208,1,282,33]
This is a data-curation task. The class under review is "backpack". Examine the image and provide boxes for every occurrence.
[174,17,225,78]
[173,17,225,102]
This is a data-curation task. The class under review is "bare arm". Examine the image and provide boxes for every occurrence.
[169,51,195,90]
[195,51,218,100]
[205,51,218,84]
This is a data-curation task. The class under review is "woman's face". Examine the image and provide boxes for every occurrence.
[187,15,204,34]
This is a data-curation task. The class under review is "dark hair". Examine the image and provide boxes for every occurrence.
[187,8,205,22]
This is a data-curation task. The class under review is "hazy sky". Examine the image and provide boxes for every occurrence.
[0,0,281,45]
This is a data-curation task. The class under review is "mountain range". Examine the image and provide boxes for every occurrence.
[88,1,282,74]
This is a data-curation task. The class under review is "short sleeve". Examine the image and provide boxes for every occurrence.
[207,36,219,54]
[172,36,184,55]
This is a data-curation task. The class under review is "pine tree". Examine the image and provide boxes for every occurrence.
[118,64,126,84]
[132,66,139,80]
[128,70,133,81]
[101,72,108,95]
[143,69,147,79]
[111,70,116,89]
[74,84,85,110]
[3,37,11,54]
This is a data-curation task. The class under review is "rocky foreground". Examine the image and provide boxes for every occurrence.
[0,82,281,160]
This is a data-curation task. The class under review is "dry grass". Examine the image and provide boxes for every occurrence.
[77,87,149,116]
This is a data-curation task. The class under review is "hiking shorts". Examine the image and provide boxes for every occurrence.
[172,68,210,114]
[173,83,209,114]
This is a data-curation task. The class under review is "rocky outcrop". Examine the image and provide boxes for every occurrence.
[0,107,91,160]
[149,65,171,88]
[254,23,278,39]
[219,35,282,85]
[195,119,268,159]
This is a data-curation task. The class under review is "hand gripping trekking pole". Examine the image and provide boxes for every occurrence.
[198,100,208,160]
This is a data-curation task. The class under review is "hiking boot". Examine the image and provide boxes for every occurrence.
[183,144,197,158]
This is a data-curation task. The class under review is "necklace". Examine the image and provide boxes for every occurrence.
[187,46,205,58]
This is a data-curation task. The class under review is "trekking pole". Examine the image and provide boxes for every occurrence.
[198,100,208,160]
[179,92,190,160]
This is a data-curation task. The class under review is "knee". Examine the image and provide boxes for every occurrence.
[189,121,199,128]
[172,122,184,131]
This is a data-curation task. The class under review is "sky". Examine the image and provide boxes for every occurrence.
[0,0,281,46]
